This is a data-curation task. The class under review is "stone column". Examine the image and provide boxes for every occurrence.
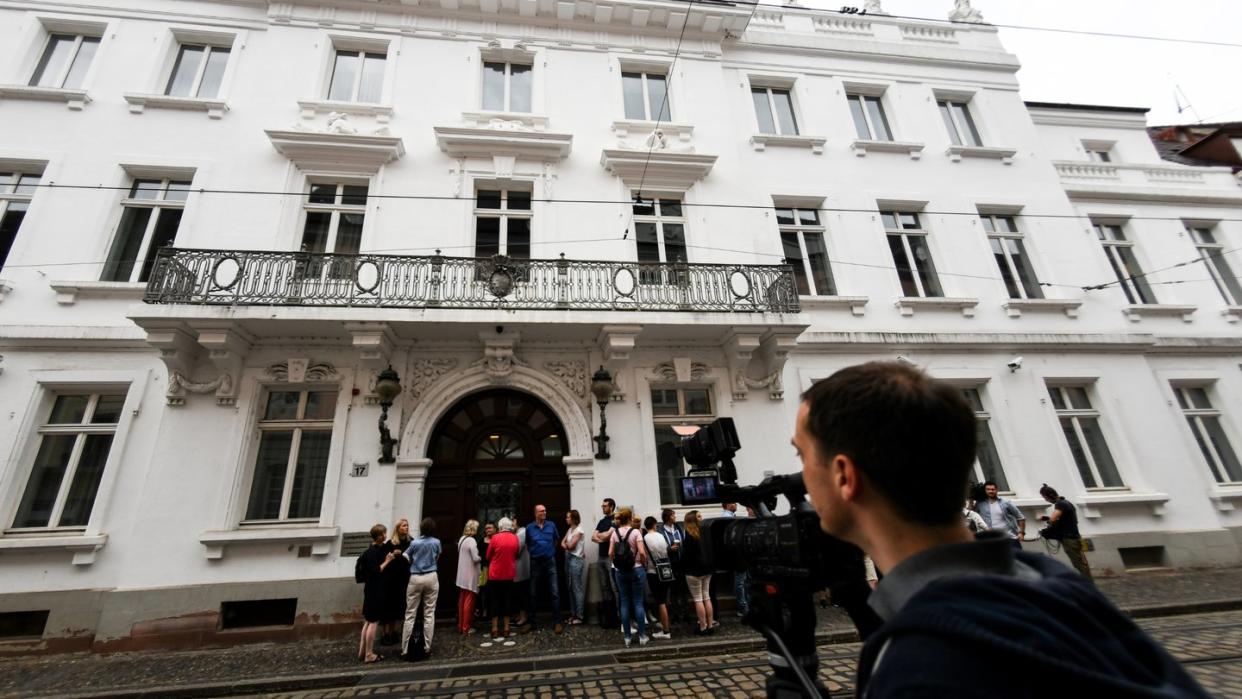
[394,458,432,527]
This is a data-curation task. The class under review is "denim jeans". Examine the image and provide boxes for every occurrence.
[615,566,648,640]
[565,554,586,619]
[529,555,561,625]
[734,570,750,614]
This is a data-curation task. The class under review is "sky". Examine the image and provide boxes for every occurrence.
[803,0,1242,126]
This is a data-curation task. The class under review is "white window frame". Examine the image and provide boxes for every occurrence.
[632,196,689,283]
[473,186,533,258]
[242,388,339,523]
[164,42,230,98]
[620,69,672,122]
[650,385,717,507]
[1082,140,1116,163]
[300,181,369,255]
[1172,384,1242,485]
[481,59,534,114]
[960,386,1011,491]
[1048,384,1126,490]
[845,92,892,141]
[751,85,800,136]
[776,204,835,296]
[882,210,942,298]
[981,212,1043,300]
[325,47,387,104]
[936,97,982,147]
[0,169,42,270]
[27,32,100,89]
[1187,224,1242,306]
[1093,221,1156,305]
[102,177,192,283]
[0,370,146,561]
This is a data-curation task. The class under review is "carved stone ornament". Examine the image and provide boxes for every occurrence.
[864,0,884,14]
[267,359,338,383]
[734,369,783,401]
[488,118,534,132]
[652,360,709,383]
[409,358,458,398]
[948,0,984,23]
[290,112,390,137]
[646,129,669,151]
[473,344,529,383]
[167,371,234,407]
[545,360,587,397]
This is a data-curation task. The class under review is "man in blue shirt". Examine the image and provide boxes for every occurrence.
[401,517,442,660]
[526,504,564,633]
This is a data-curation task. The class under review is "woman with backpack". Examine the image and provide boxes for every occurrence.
[608,506,649,648]
[681,510,715,635]
[456,519,481,635]
[359,523,399,663]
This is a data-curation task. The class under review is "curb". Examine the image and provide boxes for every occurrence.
[36,600,1242,699]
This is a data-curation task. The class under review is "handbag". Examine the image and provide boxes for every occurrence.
[655,558,675,583]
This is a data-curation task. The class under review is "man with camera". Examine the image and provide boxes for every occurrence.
[794,361,1208,697]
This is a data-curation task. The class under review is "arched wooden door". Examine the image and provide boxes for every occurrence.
[421,389,570,616]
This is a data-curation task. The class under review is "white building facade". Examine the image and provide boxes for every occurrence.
[0,0,1240,650]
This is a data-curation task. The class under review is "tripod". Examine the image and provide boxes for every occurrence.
[745,577,831,698]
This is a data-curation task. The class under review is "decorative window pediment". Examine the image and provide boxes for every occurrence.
[600,148,716,192]
[433,124,572,161]
[265,128,404,175]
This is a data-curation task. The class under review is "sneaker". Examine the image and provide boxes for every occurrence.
[710,620,720,629]
[492,636,505,643]
[480,641,494,648]
[651,631,671,640]
[623,636,632,648]
[638,635,650,647]
[502,640,516,647]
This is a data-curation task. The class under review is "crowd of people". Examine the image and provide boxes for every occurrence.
[354,499,765,662]
[964,480,1093,581]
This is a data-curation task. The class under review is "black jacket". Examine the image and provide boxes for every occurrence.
[856,552,1209,698]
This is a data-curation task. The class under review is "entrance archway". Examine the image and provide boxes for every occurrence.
[421,389,571,616]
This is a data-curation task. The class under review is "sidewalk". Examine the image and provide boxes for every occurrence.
[3,566,1241,699]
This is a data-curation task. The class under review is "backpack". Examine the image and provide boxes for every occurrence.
[611,527,638,569]
[354,550,367,583]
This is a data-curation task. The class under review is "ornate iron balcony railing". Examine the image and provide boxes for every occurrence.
[142,248,801,314]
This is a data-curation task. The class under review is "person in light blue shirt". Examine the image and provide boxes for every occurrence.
[400,518,442,659]
[525,504,564,633]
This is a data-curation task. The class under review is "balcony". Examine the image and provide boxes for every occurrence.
[142,248,801,315]
[1053,161,1242,205]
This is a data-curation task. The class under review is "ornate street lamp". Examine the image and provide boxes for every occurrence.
[375,365,402,464]
[591,365,614,460]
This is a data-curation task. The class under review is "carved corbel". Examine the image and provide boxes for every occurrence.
[473,331,527,384]
[757,333,799,400]
[345,322,398,404]
[194,325,253,406]
[597,325,642,402]
[723,332,763,401]
[145,326,202,406]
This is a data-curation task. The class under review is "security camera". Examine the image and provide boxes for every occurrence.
[496,325,504,335]
[1007,356,1023,372]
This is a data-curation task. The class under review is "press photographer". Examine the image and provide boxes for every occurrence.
[794,361,1208,698]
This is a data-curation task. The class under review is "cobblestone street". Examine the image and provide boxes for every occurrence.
[255,610,1242,699]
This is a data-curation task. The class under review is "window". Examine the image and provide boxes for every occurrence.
[11,392,126,529]
[102,179,190,283]
[245,389,338,521]
[633,197,688,285]
[1048,385,1124,489]
[482,61,532,113]
[622,71,671,121]
[327,50,385,103]
[981,214,1043,300]
[165,43,230,99]
[882,211,942,298]
[752,87,798,135]
[1093,222,1156,305]
[937,99,982,147]
[0,171,40,271]
[474,188,531,260]
[961,388,1009,491]
[1174,386,1242,485]
[777,206,835,296]
[1085,146,1113,163]
[300,183,366,279]
[651,386,714,505]
[29,33,100,89]
[847,93,892,141]
[1187,225,1242,305]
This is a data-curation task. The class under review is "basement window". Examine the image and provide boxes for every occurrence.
[1118,546,1168,571]
[219,598,297,629]
[0,610,50,639]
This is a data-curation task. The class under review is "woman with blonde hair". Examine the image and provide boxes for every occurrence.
[681,510,715,635]
[609,505,649,647]
[380,518,412,646]
[456,519,481,634]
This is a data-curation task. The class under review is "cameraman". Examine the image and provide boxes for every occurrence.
[794,362,1208,697]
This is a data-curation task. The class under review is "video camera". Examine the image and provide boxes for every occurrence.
[675,418,875,699]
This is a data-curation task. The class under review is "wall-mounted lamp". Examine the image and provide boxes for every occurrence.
[590,365,614,460]
[375,365,402,464]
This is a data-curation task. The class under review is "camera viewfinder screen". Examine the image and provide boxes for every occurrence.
[680,475,719,505]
